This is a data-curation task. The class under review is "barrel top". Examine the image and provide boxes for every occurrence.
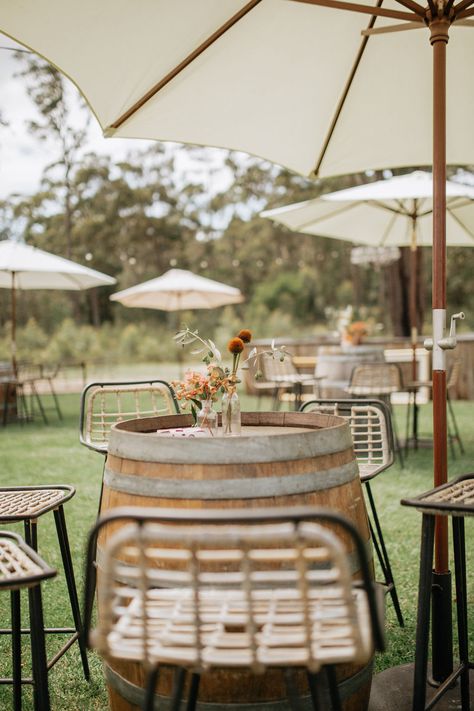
[107,411,353,465]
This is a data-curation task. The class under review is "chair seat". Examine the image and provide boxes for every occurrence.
[95,585,372,670]
[0,532,56,590]
[0,486,75,521]
[402,474,474,517]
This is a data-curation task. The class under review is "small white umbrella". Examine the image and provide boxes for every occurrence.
[0,240,116,370]
[110,268,243,310]
[110,268,244,376]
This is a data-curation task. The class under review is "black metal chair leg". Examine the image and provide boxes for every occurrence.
[29,583,50,711]
[11,590,22,711]
[186,673,201,711]
[447,394,464,454]
[412,514,435,711]
[53,506,90,680]
[170,667,187,711]
[47,380,63,420]
[365,482,404,627]
[143,666,160,711]
[306,670,322,711]
[452,517,470,711]
[325,666,342,711]
[284,668,304,711]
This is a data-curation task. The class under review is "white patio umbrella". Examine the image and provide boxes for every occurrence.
[262,170,474,371]
[110,268,244,376]
[2,0,472,685]
[110,268,243,311]
[0,240,116,371]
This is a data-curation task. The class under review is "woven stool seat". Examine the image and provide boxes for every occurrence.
[402,474,474,516]
[0,532,55,589]
[0,486,74,521]
[94,584,372,670]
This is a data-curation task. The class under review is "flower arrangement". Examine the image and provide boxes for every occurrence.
[343,320,369,346]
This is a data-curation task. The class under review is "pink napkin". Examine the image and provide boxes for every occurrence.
[155,427,209,438]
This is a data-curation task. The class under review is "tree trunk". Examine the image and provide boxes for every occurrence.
[384,247,425,337]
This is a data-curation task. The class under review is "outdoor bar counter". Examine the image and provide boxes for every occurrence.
[98,411,373,711]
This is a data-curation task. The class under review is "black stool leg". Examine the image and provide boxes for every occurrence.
[144,666,160,711]
[447,394,464,455]
[11,589,22,711]
[53,506,90,680]
[452,517,470,711]
[170,667,187,711]
[284,668,304,711]
[186,673,200,711]
[325,666,342,711]
[28,583,50,711]
[412,513,435,711]
[365,482,404,627]
[306,670,322,711]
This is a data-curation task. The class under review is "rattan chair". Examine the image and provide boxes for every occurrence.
[0,485,90,686]
[261,355,323,410]
[84,506,385,711]
[301,398,404,628]
[79,379,179,453]
[401,474,474,710]
[0,530,56,711]
[347,363,404,467]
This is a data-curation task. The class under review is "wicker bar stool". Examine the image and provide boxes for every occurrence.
[0,485,90,684]
[401,474,474,710]
[84,506,385,711]
[0,529,56,711]
[301,398,404,628]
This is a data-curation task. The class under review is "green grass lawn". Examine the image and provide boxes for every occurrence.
[0,392,472,709]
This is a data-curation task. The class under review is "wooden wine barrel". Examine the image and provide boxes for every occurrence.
[98,411,374,711]
[316,345,385,397]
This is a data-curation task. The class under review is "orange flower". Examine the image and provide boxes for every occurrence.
[237,329,252,344]
[228,337,245,354]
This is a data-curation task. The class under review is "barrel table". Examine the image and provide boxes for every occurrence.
[99,411,373,711]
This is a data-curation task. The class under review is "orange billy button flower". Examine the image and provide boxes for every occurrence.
[228,337,245,354]
[237,329,252,344]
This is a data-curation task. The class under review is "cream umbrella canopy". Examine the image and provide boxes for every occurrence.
[0,240,116,371]
[262,170,474,366]
[2,0,473,686]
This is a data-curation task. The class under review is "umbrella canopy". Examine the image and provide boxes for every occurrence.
[262,171,474,247]
[0,240,117,289]
[0,240,116,369]
[0,2,473,179]
[110,269,243,311]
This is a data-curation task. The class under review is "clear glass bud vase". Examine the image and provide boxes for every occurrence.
[196,399,218,437]
[221,389,241,436]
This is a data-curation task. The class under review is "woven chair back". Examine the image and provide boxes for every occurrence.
[301,399,394,479]
[93,518,373,673]
[348,363,403,397]
[81,380,178,451]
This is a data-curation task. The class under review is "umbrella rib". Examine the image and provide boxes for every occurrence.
[295,202,359,230]
[310,0,394,177]
[453,0,474,16]
[292,0,422,23]
[362,20,425,34]
[456,5,474,16]
[109,0,262,130]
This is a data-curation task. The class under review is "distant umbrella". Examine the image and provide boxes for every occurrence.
[0,240,116,371]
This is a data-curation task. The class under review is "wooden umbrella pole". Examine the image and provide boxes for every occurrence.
[430,15,452,684]
[409,214,418,382]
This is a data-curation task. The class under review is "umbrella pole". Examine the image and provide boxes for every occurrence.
[11,272,17,377]
[429,17,452,685]
[409,215,418,382]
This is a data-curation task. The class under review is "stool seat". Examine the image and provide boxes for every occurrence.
[0,531,56,589]
[403,475,474,516]
[0,486,74,521]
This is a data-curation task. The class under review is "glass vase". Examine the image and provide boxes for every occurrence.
[196,399,218,437]
[221,389,241,436]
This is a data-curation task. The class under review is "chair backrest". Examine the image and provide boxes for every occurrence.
[261,353,298,381]
[347,363,403,396]
[79,379,179,452]
[301,399,394,480]
[85,506,383,672]
[0,530,56,591]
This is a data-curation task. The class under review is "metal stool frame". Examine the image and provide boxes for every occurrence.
[301,398,404,627]
[0,529,57,711]
[84,505,385,711]
[401,473,474,710]
[0,485,90,685]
